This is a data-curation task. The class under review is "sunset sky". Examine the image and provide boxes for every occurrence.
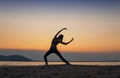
[0,0,120,53]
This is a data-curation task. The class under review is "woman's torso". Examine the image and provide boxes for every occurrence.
[50,38,61,49]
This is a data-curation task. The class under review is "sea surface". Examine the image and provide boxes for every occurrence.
[0,61,120,66]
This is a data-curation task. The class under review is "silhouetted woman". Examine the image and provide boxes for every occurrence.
[44,28,73,65]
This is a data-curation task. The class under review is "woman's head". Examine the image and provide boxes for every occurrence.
[58,34,64,40]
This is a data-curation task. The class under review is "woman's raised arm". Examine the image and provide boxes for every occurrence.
[53,28,67,39]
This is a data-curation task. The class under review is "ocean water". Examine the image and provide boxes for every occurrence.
[0,61,120,66]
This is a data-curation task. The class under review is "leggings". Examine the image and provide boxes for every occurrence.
[44,50,70,65]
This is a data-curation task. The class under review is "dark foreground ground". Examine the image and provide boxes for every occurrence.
[0,65,120,78]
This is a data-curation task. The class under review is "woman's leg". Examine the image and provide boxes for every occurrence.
[44,51,51,65]
[55,51,70,65]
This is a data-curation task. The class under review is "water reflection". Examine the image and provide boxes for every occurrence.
[0,61,120,66]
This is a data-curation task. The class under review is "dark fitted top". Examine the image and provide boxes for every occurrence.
[50,38,61,50]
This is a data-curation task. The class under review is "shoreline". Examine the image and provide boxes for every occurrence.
[0,65,120,78]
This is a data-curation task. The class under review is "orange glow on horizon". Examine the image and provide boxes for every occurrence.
[1,31,120,53]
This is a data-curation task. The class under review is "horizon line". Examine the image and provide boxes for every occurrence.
[0,48,120,53]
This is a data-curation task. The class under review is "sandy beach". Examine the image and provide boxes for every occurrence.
[0,65,120,78]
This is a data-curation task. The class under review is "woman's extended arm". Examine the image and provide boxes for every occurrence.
[53,28,67,39]
[61,38,74,45]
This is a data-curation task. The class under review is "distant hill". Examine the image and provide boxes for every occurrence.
[0,55,32,61]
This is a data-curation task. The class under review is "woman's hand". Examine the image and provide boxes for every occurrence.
[62,28,67,30]
[70,38,74,42]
